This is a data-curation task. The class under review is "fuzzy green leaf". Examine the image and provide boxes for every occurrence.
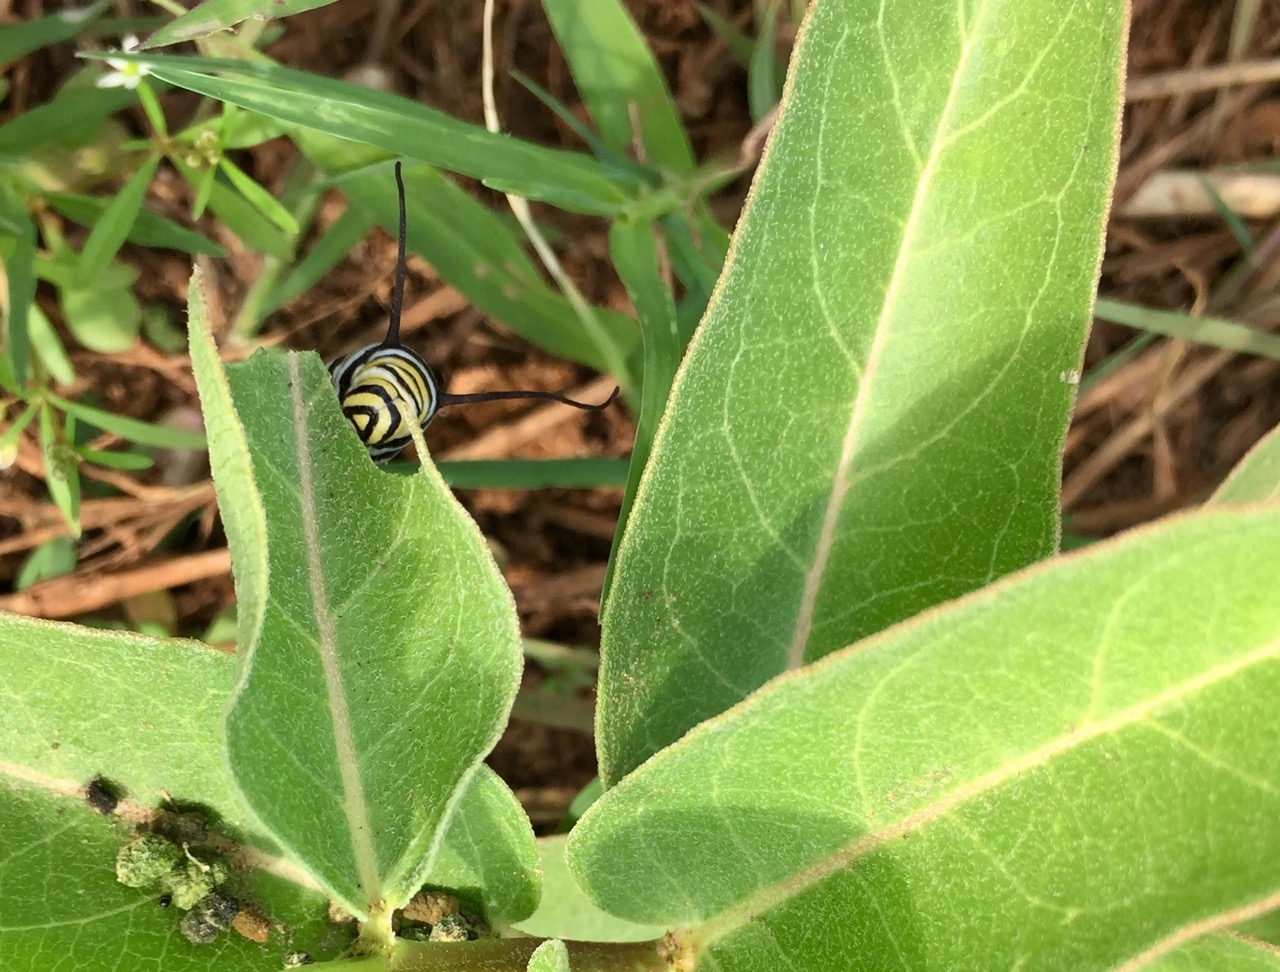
[0,783,343,969]
[597,0,1126,785]
[0,608,538,932]
[571,505,1280,968]
[526,939,570,972]
[188,268,527,917]
[513,836,667,944]
[1212,422,1280,505]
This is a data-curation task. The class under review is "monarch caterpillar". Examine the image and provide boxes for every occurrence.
[327,161,620,463]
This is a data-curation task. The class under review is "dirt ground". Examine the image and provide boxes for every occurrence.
[3,0,1279,824]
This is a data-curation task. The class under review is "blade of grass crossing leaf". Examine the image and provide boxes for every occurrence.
[73,155,159,289]
[50,394,206,450]
[1094,298,1280,361]
[604,217,679,601]
[749,1,782,123]
[142,0,342,49]
[539,0,695,172]
[219,156,300,236]
[116,54,638,215]
[38,404,81,537]
[510,68,623,166]
[1077,330,1157,396]
[27,303,75,386]
[1198,174,1255,258]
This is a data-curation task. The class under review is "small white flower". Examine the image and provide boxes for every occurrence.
[96,35,149,90]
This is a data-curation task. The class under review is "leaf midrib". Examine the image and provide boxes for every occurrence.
[699,635,1280,947]
[785,8,983,670]
[288,354,383,907]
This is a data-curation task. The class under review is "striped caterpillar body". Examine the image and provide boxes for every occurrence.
[326,161,619,463]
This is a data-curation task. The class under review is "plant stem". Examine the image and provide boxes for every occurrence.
[389,936,680,971]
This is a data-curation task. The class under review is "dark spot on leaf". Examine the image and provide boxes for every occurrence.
[84,775,121,815]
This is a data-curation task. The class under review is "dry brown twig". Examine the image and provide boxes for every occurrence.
[0,548,231,619]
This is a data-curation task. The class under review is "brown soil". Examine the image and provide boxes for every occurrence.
[3,0,1280,823]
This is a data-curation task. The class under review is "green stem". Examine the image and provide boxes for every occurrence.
[387,937,679,971]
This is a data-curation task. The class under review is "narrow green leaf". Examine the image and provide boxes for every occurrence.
[39,403,81,536]
[175,108,291,151]
[218,156,300,235]
[77,445,154,470]
[27,303,75,386]
[510,68,623,166]
[172,156,292,259]
[0,87,136,153]
[50,394,206,450]
[604,217,679,599]
[1095,297,1280,361]
[539,0,695,173]
[747,1,781,123]
[0,401,38,463]
[74,154,160,288]
[1198,173,1255,258]
[1077,329,1157,395]
[526,939,571,972]
[105,53,639,215]
[46,190,225,257]
[0,190,37,385]
[1212,421,1280,504]
[513,836,667,943]
[15,537,76,590]
[60,280,142,353]
[597,0,1126,784]
[189,271,525,916]
[0,0,110,69]
[570,505,1280,968]
[143,0,339,50]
